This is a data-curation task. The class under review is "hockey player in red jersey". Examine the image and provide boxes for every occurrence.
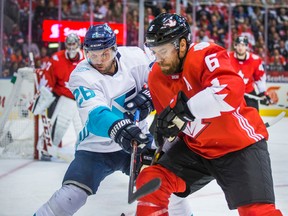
[135,13,283,216]
[29,33,84,159]
[44,33,84,114]
[229,36,278,110]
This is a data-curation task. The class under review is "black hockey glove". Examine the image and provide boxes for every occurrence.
[157,91,195,141]
[140,148,157,165]
[258,92,273,106]
[136,148,164,177]
[109,119,149,153]
[125,86,154,121]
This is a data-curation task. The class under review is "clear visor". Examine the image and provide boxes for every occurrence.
[86,48,116,64]
[144,43,176,62]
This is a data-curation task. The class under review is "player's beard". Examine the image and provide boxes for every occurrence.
[95,59,116,75]
[159,58,180,75]
[236,49,246,60]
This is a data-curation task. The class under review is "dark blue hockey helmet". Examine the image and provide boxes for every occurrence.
[84,23,116,51]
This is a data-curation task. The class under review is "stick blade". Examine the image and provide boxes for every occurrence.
[265,111,285,128]
[128,178,161,204]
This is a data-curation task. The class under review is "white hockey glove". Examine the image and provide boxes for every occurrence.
[28,86,55,115]
[109,119,150,154]
[157,91,195,142]
[125,86,154,121]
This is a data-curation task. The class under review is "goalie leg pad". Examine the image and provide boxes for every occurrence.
[50,96,79,146]
[35,184,88,216]
[28,86,55,115]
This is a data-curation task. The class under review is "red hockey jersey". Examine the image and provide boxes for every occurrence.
[148,42,268,159]
[43,50,84,99]
[229,51,266,93]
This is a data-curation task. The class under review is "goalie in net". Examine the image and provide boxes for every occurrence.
[29,33,85,160]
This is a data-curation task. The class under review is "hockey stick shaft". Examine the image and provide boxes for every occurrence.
[128,109,140,203]
[265,111,286,128]
[244,93,288,109]
[128,110,161,204]
[151,145,163,165]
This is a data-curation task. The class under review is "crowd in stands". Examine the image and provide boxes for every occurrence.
[1,0,288,78]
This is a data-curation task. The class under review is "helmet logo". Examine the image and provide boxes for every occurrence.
[163,19,177,27]
[92,32,105,39]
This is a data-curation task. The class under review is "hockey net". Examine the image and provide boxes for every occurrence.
[0,67,38,159]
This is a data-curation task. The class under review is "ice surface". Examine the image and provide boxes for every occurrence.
[0,116,287,216]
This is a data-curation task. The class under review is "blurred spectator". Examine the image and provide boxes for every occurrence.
[1,0,288,77]
[32,0,46,44]
[61,3,72,20]
[4,0,20,34]
[19,5,29,36]
[195,29,210,43]
[276,8,288,26]
[35,46,50,69]
[2,34,14,64]
[109,0,123,22]
[9,24,25,50]
[10,48,24,65]
[70,0,83,19]
[98,0,110,19]
[233,5,248,25]
[22,38,41,60]
[1,67,13,78]
[268,48,287,71]
[278,40,288,59]
[146,7,155,23]
[46,0,58,19]
[126,9,139,46]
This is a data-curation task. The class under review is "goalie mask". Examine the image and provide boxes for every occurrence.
[65,33,81,59]
[83,23,117,66]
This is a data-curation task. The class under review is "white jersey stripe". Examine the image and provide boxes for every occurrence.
[232,108,264,141]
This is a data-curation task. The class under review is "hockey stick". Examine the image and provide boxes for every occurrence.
[244,93,288,109]
[265,111,285,128]
[128,109,161,204]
